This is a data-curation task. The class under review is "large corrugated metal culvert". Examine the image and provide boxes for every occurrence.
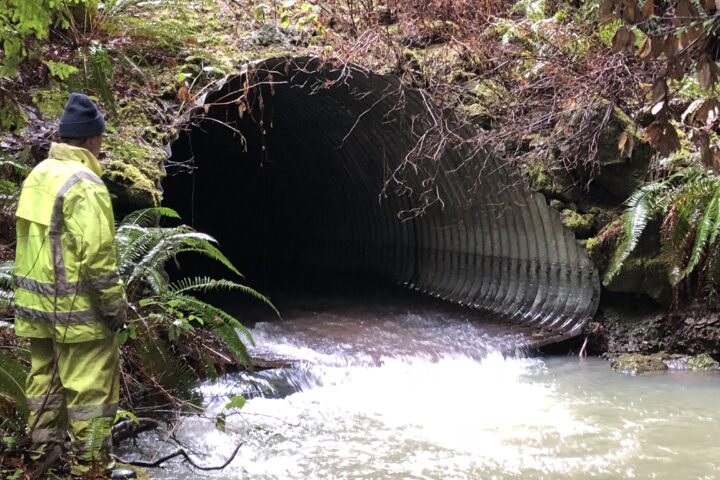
[164,56,600,343]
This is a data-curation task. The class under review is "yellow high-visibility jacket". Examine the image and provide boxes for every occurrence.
[14,142,127,343]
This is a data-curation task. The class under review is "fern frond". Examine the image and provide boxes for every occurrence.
[135,329,199,403]
[83,417,113,463]
[210,322,253,370]
[0,261,14,312]
[604,181,667,284]
[170,277,243,294]
[0,290,14,312]
[0,158,31,177]
[0,261,13,289]
[159,292,256,345]
[679,189,720,281]
[0,352,28,419]
[178,235,243,278]
[121,207,180,227]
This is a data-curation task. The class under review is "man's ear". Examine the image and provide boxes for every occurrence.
[86,136,103,156]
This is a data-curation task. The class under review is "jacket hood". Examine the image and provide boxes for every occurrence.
[48,142,104,177]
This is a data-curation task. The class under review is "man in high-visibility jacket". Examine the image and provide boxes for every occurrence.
[14,93,134,478]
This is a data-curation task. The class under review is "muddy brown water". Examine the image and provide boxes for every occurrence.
[118,288,720,479]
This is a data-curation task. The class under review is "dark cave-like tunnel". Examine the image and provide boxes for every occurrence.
[163,57,600,341]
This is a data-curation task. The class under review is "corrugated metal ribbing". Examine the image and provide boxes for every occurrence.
[196,57,600,339]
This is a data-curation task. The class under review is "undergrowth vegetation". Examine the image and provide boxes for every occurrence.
[0,206,273,477]
[604,166,720,305]
[115,207,275,406]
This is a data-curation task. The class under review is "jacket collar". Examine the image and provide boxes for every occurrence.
[48,142,103,177]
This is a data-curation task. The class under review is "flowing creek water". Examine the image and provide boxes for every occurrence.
[119,287,720,479]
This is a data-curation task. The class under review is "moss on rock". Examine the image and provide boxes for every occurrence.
[460,79,509,127]
[611,353,669,375]
[561,208,595,238]
[102,135,166,208]
[686,353,720,370]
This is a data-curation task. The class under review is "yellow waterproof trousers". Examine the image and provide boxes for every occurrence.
[26,335,119,468]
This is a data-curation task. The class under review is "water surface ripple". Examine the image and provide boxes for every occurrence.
[122,293,720,479]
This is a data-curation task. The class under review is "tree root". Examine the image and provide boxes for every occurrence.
[112,442,242,471]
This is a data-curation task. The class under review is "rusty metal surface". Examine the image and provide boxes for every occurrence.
[169,56,600,341]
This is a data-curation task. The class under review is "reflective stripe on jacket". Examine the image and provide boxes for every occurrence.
[14,142,127,343]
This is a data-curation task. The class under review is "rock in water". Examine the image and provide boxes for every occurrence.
[611,353,669,375]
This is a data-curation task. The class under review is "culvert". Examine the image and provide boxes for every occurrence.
[163,56,600,342]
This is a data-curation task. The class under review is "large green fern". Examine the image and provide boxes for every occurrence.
[604,180,669,283]
[0,351,28,420]
[117,208,275,373]
[605,166,720,297]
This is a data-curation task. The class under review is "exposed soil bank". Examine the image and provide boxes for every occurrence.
[542,292,720,363]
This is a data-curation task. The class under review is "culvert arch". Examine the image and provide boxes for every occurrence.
[163,56,600,342]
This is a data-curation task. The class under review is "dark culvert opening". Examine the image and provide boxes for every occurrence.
[162,57,600,342]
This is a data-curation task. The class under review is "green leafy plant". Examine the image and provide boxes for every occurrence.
[0,351,28,420]
[116,207,276,371]
[0,0,93,77]
[0,261,13,314]
[605,167,720,300]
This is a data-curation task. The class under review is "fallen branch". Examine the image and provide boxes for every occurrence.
[112,417,161,445]
[112,442,242,471]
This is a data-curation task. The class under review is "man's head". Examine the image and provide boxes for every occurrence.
[59,93,105,157]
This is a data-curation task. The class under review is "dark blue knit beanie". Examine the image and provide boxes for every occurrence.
[59,93,105,138]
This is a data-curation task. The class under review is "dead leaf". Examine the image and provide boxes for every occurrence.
[675,0,693,25]
[627,28,637,52]
[667,59,685,81]
[643,121,680,156]
[651,78,668,102]
[681,98,705,124]
[637,37,652,60]
[612,26,630,53]
[621,0,641,23]
[703,0,717,12]
[696,55,719,90]
[695,99,720,125]
[680,25,704,50]
[651,101,665,115]
[650,36,664,58]
[599,0,617,25]
[642,121,662,142]
[618,130,635,158]
[177,85,194,104]
[698,131,713,168]
[618,130,629,150]
[641,0,655,18]
[663,34,678,58]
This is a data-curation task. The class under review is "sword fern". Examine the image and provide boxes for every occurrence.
[0,261,13,313]
[117,208,275,371]
[605,166,720,298]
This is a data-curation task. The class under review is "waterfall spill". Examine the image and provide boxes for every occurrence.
[118,289,720,480]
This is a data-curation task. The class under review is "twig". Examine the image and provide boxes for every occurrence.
[113,442,243,471]
[579,336,589,358]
